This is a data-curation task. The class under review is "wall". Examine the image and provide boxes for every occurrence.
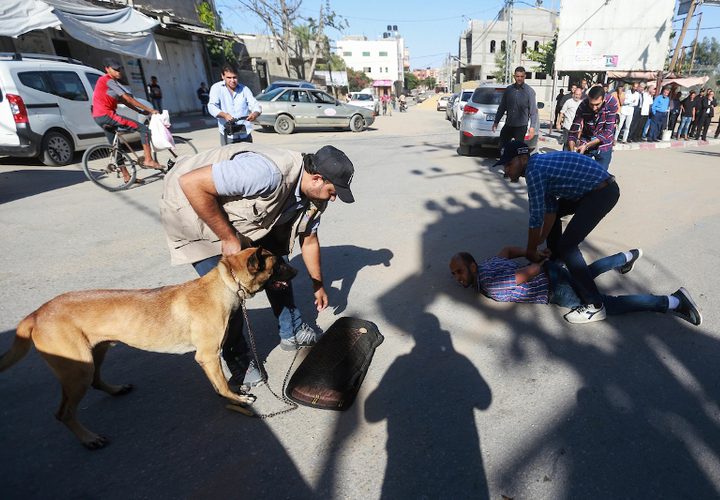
[555,0,676,72]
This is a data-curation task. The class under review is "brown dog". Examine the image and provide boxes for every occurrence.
[0,247,296,449]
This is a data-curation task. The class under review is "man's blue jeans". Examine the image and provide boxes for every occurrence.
[677,116,692,137]
[546,255,669,315]
[546,180,620,306]
[587,149,612,170]
[193,254,303,368]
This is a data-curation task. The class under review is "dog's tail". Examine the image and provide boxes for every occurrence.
[0,314,35,372]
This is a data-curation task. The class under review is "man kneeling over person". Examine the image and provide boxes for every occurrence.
[449,247,702,326]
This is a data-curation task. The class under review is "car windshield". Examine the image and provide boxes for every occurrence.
[352,94,373,101]
[257,88,285,101]
[460,91,473,102]
[470,88,505,105]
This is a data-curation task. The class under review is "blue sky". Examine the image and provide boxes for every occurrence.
[217,0,720,70]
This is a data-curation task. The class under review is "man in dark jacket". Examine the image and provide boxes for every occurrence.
[492,66,539,149]
[694,89,716,141]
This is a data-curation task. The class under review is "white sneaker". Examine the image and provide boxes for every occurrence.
[564,304,607,324]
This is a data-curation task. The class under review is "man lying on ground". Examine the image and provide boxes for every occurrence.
[449,247,702,326]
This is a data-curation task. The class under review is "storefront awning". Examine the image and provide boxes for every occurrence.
[0,0,161,60]
[372,80,394,87]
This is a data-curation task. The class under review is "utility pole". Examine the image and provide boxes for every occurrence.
[689,11,703,74]
[669,0,698,74]
[505,0,514,83]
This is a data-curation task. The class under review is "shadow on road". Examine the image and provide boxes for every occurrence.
[0,169,87,204]
[365,312,492,498]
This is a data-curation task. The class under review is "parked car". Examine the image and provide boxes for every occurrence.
[436,94,450,111]
[255,87,375,134]
[347,92,380,115]
[0,52,151,165]
[261,80,315,94]
[445,93,458,121]
[458,84,544,155]
[450,89,474,129]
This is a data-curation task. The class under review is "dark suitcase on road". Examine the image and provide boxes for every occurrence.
[285,317,384,411]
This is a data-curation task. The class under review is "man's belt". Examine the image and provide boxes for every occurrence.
[593,175,616,191]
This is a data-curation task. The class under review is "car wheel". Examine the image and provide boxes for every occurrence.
[274,115,295,135]
[349,114,365,132]
[41,130,74,166]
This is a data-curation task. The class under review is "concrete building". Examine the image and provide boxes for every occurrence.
[458,6,564,104]
[336,31,405,97]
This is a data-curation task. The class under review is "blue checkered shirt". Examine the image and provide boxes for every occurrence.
[525,151,610,228]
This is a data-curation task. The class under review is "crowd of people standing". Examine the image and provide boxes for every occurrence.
[555,80,719,146]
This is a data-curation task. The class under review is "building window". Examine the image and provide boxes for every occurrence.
[500,40,506,52]
[363,67,371,73]
[534,41,540,51]
[362,51,370,56]
[343,51,352,56]
[525,72,532,79]
[536,72,547,80]
[487,75,495,80]
[385,67,389,72]
[490,40,496,53]
[379,51,388,56]
[522,40,528,54]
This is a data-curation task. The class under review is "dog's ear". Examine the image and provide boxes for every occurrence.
[246,248,261,274]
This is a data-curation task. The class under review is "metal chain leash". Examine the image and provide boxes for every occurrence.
[239,300,299,419]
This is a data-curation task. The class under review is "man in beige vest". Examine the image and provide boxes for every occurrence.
[160,144,355,391]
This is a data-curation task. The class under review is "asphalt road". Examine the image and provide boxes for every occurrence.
[1,109,719,499]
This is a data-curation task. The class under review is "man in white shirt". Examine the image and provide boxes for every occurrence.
[615,83,640,143]
[559,87,582,149]
[630,85,654,142]
[208,64,262,145]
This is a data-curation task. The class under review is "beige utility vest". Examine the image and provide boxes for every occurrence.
[160,143,324,266]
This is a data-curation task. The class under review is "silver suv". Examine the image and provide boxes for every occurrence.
[458,84,543,156]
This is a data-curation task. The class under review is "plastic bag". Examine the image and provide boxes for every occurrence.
[150,112,175,150]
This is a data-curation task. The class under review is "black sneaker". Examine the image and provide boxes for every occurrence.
[671,287,702,326]
[618,249,643,274]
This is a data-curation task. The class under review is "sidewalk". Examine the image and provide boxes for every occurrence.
[539,127,720,151]
[170,111,217,132]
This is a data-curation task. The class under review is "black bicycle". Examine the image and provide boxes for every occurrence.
[81,125,197,192]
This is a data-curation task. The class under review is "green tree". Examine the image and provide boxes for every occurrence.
[691,37,720,73]
[347,68,371,92]
[422,76,437,90]
[527,32,557,74]
[197,1,238,67]
[493,50,508,83]
[404,71,419,90]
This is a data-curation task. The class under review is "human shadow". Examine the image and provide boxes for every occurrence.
[381,162,720,497]
[365,312,492,499]
[289,245,394,315]
[0,169,87,204]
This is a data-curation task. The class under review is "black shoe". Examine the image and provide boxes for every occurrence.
[224,355,249,393]
[618,249,643,274]
[671,287,702,326]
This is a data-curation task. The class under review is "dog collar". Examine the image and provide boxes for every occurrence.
[228,267,251,301]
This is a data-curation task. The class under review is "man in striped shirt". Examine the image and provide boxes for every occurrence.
[567,85,618,170]
[449,249,702,326]
[493,142,620,323]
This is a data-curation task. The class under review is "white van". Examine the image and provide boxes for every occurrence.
[0,53,147,165]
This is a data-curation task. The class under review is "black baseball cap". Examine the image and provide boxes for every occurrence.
[491,141,530,168]
[103,58,123,71]
[312,146,355,203]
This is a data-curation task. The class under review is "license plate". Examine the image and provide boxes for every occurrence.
[486,114,495,121]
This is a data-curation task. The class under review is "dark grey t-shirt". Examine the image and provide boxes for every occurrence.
[106,79,132,99]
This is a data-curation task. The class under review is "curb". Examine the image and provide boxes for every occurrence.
[538,133,720,151]
[171,116,217,132]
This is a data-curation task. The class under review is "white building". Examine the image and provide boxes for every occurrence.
[459,6,563,104]
[336,32,405,96]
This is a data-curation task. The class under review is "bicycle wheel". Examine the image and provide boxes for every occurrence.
[82,144,136,191]
[154,136,198,170]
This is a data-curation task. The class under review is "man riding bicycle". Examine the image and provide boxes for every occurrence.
[92,58,162,183]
